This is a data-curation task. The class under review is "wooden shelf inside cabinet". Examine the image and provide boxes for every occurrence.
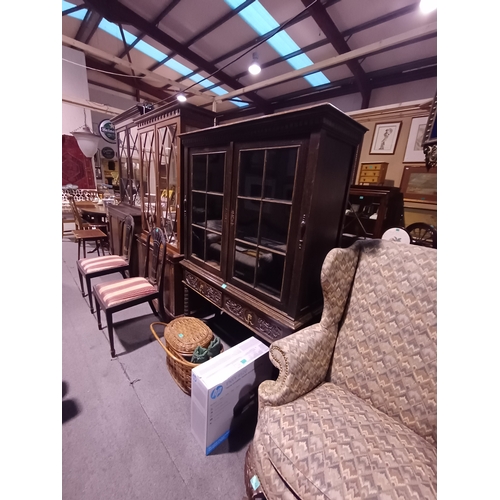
[358,162,388,185]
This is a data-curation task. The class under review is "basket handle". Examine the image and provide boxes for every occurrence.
[149,322,198,368]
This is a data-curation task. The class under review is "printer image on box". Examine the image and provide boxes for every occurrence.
[190,336,274,455]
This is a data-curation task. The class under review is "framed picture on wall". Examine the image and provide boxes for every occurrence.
[369,122,401,154]
[400,165,437,203]
[403,116,428,162]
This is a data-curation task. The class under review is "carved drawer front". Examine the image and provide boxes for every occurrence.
[223,296,284,342]
[185,271,222,307]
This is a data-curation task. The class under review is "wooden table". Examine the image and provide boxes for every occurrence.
[78,203,108,225]
[72,228,108,259]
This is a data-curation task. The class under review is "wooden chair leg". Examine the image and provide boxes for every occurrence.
[106,310,116,358]
[83,240,87,258]
[78,270,85,297]
[86,276,94,313]
[95,299,102,329]
[96,239,101,257]
[149,300,158,316]
[77,240,81,260]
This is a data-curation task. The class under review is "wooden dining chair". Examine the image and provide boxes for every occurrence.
[93,227,167,358]
[77,215,135,314]
[67,194,109,257]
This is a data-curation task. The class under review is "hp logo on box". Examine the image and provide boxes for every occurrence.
[211,385,223,399]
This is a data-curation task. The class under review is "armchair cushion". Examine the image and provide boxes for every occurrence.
[253,382,437,500]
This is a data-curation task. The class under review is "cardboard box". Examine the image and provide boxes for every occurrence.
[191,336,273,455]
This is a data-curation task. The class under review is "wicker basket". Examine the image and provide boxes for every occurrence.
[150,321,224,395]
[163,317,213,355]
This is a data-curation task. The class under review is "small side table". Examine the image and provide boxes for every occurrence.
[72,228,108,260]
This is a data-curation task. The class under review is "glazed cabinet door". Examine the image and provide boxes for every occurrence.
[117,125,140,206]
[187,148,229,278]
[157,122,180,250]
[227,140,307,309]
[139,127,157,233]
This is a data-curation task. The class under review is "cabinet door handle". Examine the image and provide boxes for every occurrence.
[299,215,306,250]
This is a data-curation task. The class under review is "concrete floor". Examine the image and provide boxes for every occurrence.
[62,236,258,500]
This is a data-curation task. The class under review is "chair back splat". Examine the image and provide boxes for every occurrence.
[67,194,88,230]
[145,228,167,299]
[120,215,135,262]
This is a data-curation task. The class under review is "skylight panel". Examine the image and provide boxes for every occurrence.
[224,0,330,87]
[62,0,87,20]
[63,2,246,107]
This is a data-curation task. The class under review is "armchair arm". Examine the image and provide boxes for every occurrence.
[258,245,360,408]
[258,323,338,408]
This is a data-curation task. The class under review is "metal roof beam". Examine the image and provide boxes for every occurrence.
[214,22,437,102]
[83,0,271,113]
[301,0,371,108]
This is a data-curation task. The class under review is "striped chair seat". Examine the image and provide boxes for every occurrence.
[94,277,157,308]
[78,255,128,274]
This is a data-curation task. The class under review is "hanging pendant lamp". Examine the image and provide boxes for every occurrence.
[71,108,100,158]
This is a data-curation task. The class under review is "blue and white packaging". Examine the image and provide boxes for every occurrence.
[190,336,273,455]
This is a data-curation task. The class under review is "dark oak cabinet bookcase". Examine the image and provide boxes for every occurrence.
[180,104,367,343]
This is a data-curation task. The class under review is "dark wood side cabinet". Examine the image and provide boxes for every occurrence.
[180,104,367,343]
[341,185,404,247]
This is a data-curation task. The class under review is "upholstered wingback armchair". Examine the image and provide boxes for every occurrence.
[245,239,437,500]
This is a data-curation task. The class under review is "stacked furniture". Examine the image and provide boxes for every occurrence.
[357,161,388,185]
[180,104,367,344]
[245,239,437,499]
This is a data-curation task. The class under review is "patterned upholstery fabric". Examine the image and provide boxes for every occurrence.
[78,255,127,274]
[328,241,437,445]
[94,277,156,308]
[253,383,436,500]
[246,240,437,500]
[258,247,360,409]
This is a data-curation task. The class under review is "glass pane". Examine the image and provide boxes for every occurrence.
[238,150,265,197]
[118,130,128,179]
[192,192,206,226]
[192,155,206,191]
[236,198,260,244]
[205,231,222,269]
[206,194,223,232]
[158,124,178,248]
[192,226,205,261]
[264,148,297,201]
[233,242,257,286]
[141,130,156,232]
[260,202,290,252]
[207,153,224,193]
[256,250,285,298]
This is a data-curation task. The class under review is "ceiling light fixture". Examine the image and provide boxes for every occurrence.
[420,0,437,13]
[248,52,261,75]
[176,93,187,103]
[71,109,100,158]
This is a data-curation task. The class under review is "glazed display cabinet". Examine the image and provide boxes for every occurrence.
[135,102,215,318]
[180,104,367,343]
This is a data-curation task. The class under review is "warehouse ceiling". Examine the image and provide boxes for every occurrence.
[62,0,437,121]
